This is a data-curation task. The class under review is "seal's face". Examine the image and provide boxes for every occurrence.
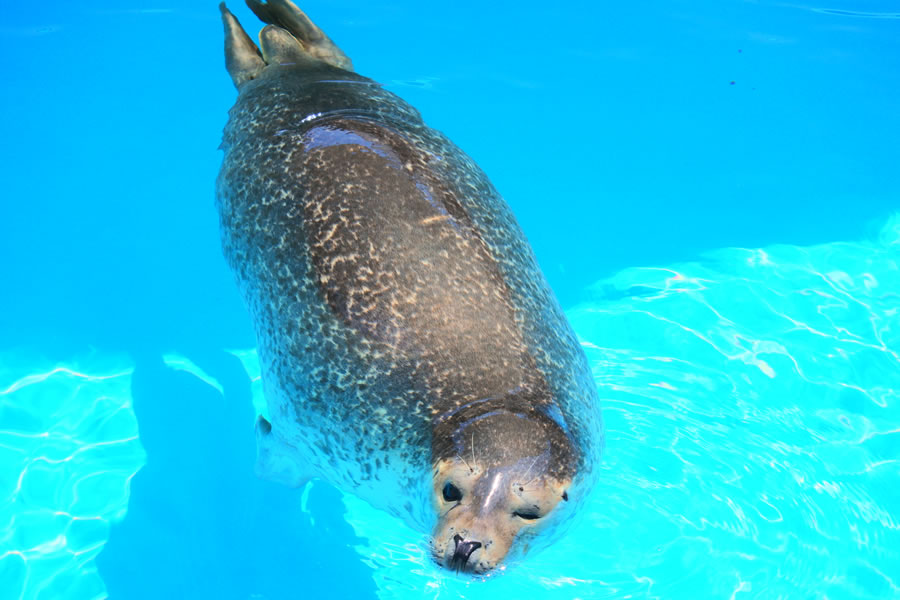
[430,407,576,574]
[430,455,570,574]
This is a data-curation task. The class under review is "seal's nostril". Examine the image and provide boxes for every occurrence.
[452,535,483,565]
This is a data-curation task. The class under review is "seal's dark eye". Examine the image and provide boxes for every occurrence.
[442,482,462,502]
[514,510,541,520]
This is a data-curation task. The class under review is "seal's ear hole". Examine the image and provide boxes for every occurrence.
[442,482,463,502]
[562,491,569,502]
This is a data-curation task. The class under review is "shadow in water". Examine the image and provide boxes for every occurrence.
[97,349,376,599]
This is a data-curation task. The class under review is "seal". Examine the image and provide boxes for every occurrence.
[216,0,603,575]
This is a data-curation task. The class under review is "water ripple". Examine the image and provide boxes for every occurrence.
[0,355,145,600]
[336,215,899,598]
[7,214,898,598]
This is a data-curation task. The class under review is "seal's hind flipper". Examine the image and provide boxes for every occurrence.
[220,3,265,87]
[245,0,353,71]
[220,1,353,88]
[255,415,313,488]
[257,24,317,67]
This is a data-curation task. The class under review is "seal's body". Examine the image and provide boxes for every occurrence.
[217,0,603,574]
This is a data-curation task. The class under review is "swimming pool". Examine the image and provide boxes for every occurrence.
[1,1,898,598]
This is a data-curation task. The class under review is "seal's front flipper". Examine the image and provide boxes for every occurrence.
[255,415,312,487]
[246,0,353,71]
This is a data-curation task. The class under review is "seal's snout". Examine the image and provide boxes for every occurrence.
[450,534,482,572]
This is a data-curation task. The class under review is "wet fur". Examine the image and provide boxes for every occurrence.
[217,0,603,572]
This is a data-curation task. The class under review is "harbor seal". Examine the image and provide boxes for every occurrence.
[216,0,603,575]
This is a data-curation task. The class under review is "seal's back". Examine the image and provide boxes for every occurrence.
[217,1,603,535]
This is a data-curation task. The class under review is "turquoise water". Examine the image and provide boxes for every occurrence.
[1,1,899,599]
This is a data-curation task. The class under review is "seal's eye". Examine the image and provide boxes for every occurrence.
[442,482,462,502]
[513,510,541,521]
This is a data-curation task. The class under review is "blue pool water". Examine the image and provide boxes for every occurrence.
[1,1,898,598]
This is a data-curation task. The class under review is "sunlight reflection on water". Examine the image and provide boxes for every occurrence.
[3,216,898,599]
[0,356,145,600]
[338,215,900,598]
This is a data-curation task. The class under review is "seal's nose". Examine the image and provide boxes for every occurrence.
[451,534,482,570]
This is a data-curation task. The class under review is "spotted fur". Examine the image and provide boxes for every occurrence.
[217,0,603,563]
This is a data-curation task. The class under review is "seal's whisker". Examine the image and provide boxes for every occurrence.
[520,454,540,483]
[517,481,541,493]
[457,452,474,474]
[522,472,543,490]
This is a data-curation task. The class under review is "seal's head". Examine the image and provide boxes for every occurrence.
[430,408,576,574]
